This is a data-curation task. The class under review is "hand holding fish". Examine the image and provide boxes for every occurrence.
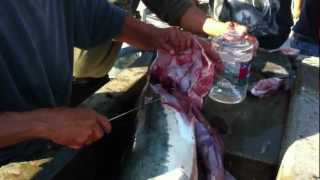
[198,38,224,74]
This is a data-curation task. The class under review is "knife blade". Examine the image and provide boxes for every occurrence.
[109,98,161,122]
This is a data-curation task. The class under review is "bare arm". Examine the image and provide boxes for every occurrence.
[179,5,207,35]
[141,0,243,37]
[0,112,46,148]
[0,112,39,148]
[179,5,246,37]
[0,108,111,149]
[115,16,165,50]
[116,16,193,53]
[293,0,303,20]
[179,6,230,36]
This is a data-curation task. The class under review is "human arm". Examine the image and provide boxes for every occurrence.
[180,5,249,37]
[0,112,44,149]
[115,16,193,53]
[180,6,258,52]
[292,0,303,21]
[172,2,231,36]
[0,108,111,149]
[73,0,193,53]
[142,0,246,37]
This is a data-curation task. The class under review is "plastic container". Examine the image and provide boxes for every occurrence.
[209,30,254,104]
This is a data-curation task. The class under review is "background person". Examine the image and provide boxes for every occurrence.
[290,0,320,57]
[208,0,293,49]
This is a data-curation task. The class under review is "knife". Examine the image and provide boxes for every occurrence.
[109,97,161,122]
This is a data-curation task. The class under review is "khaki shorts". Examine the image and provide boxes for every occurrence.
[73,41,122,78]
[73,0,137,79]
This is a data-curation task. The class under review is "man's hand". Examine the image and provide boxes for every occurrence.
[203,18,249,37]
[198,38,224,74]
[203,19,259,55]
[227,22,259,55]
[151,27,193,54]
[35,108,111,149]
[117,16,193,53]
[0,108,111,149]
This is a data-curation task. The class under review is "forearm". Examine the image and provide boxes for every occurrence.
[0,111,45,148]
[293,0,303,19]
[116,16,196,53]
[179,5,207,35]
[180,6,228,37]
[116,16,158,50]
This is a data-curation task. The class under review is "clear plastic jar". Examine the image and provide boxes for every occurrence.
[209,31,254,104]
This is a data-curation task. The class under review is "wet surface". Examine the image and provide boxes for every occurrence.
[203,51,292,164]
[204,90,289,164]
[202,51,294,179]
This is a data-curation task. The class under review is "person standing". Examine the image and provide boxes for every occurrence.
[291,0,320,57]
[209,0,293,49]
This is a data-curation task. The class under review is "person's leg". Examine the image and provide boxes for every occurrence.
[71,42,122,106]
[73,41,121,79]
[73,0,136,81]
